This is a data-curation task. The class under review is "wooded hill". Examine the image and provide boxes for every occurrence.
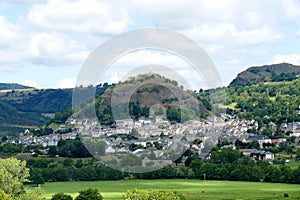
[230,63,300,86]
[0,85,107,137]
[1,62,300,137]
[0,83,31,90]
[94,73,209,125]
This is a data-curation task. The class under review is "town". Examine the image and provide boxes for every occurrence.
[5,113,300,166]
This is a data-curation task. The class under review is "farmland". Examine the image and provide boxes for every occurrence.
[41,179,300,200]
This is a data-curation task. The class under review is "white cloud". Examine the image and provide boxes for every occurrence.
[58,78,76,88]
[184,24,281,47]
[9,0,47,3]
[26,32,88,65]
[1,0,300,88]
[27,0,131,35]
[21,79,38,88]
[0,13,89,69]
[102,50,209,90]
[282,0,300,22]
[127,0,238,29]
[0,16,21,47]
[272,54,300,65]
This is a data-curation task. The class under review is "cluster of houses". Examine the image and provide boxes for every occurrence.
[2,113,300,165]
[77,117,205,163]
[76,115,279,164]
[7,131,77,147]
[281,122,300,137]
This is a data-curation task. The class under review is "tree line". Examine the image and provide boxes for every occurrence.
[27,148,300,185]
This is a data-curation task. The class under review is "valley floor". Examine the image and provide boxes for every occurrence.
[41,179,300,200]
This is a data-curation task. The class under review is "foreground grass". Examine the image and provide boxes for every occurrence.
[41,179,300,200]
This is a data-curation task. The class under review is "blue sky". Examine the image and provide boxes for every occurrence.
[1,0,300,89]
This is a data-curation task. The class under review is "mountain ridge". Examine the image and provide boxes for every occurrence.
[230,63,300,86]
[0,83,32,90]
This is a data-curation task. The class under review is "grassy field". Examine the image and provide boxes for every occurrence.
[274,162,300,170]
[41,179,300,200]
[286,162,300,169]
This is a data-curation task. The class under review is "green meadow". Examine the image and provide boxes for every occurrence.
[41,179,300,200]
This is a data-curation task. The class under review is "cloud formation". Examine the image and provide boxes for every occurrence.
[27,0,131,34]
[1,0,300,88]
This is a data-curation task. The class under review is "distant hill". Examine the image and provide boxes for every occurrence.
[0,85,109,137]
[230,63,300,86]
[0,100,48,138]
[0,83,31,90]
[0,100,46,125]
[93,73,209,125]
[9,89,73,113]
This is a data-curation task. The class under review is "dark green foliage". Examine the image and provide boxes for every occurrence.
[51,193,73,200]
[48,108,73,124]
[166,107,181,122]
[0,143,23,155]
[0,100,47,127]
[0,85,108,135]
[63,158,74,167]
[296,149,300,160]
[129,102,141,121]
[200,163,218,179]
[48,146,58,157]
[9,89,72,113]
[162,97,178,104]
[75,159,83,168]
[235,139,260,149]
[57,138,91,158]
[31,127,54,136]
[97,102,150,124]
[0,89,72,134]
[201,75,300,127]
[210,148,242,164]
[29,168,45,185]
[96,105,115,125]
[75,188,103,200]
[291,166,300,183]
[25,150,300,184]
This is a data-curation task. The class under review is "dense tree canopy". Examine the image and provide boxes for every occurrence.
[0,157,30,197]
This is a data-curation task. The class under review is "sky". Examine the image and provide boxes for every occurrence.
[1,0,300,89]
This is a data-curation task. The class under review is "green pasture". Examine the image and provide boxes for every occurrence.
[41,179,300,200]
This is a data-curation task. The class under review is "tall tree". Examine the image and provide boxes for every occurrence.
[0,157,30,197]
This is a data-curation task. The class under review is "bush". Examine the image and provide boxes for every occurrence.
[284,193,289,198]
[0,190,12,200]
[51,192,73,200]
[16,187,45,200]
[75,188,103,200]
[123,189,185,200]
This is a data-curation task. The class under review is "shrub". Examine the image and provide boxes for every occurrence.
[0,190,12,200]
[123,189,185,200]
[51,192,73,200]
[74,188,103,200]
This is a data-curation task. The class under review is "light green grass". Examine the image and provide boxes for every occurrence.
[263,81,292,85]
[41,179,300,200]
[217,103,239,111]
[286,162,300,169]
[274,162,300,170]
[0,88,35,93]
